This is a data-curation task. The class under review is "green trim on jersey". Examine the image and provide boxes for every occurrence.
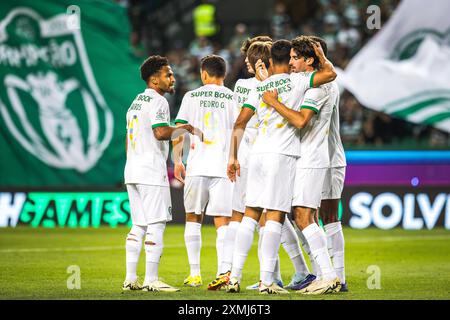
[310,71,317,88]
[301,105,319,114]
[242,104,256,112]
[174,119,188,124]
[151,122,169,129]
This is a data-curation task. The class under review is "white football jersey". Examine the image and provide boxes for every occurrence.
[328,82,347,167]
[297,83,335,168]
[233,77,260,168]
[124,88,170,186]
[175,84,237,178]
[244,72,313,157]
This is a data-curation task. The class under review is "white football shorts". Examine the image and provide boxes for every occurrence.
[321,166,346,200]
[184,176,233,217]
[232,167,248,213]
[126,184,172,226]
[246,153,297,213]
[292,167,327,209]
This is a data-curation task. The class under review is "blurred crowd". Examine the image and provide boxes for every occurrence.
[120,0,449,149]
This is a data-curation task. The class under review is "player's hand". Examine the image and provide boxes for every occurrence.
[192,126,204,142]
[227,158,240,182]
[312,41,325,64]
[174,162,186,184]
[262,89,278,107]
[255,59,269,80]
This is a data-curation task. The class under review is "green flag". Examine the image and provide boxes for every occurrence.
[0,0,144,187]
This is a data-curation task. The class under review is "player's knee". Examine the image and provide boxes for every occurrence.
[145,223,165,249]
[214,216,230,228]
[292,212,309,230]
[126,234,138,242]
[322,214,339,225]
[186,213,202,224]
[126,225,146,246]
[231,210,244,222]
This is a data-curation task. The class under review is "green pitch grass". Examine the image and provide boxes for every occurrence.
[0,226,449,300]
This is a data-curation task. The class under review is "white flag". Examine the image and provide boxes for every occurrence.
[338,0,450,133]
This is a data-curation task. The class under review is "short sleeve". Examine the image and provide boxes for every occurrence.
[233,80,241,103]
[174,93,190,124]
[301,87,327,114]
[229,97,239,124]
[242,88,258,113]
[149,97,170,129]
[290,71,316,93]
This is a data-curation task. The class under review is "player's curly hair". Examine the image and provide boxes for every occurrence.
[140,55,169,83]
[291,36,321,70]
[240,35,272,55]
[308,35,328,56]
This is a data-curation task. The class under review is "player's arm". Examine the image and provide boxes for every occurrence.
[153,123,200,141]
[262,90,315,129]
[228,106,254,182]
[153,95,203,141]
[171,122,190,183]
[170,93,203,183]
[310,41,337,87]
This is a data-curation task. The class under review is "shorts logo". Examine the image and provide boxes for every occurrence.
[0,8,113,172]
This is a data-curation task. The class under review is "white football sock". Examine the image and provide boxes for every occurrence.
[296,226,320,277]
[258,226,265,264]
[260,226,282,282]
[274,254,282,281]
[184,221,202,277]
[324,221,346,283]
[281,218,309,277]
[260,220,282,286]
[222,221,239,273]
[125,225,146,281]
[230,216,258,281]
[216,225,228,276]
[302,223,337,281]
[144,222,165,283]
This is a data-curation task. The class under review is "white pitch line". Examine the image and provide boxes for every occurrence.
[0,234,449,254]
[349,235,450,243]
[0,244,214,253]
[0,245,124,253]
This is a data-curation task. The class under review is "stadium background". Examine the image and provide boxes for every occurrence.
[0,0,449,300]
[0,0,448,229]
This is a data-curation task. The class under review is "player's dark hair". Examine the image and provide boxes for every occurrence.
[247,41,272,72]
[240,35,272,54]
[291,36,320,70]
[140,55,169,83]
[270,39,291,66]
[308,35,328,56]
[200,54,226,78]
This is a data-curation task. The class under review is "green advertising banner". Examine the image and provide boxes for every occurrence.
[0,0,144,187]
[0,191,344,228]
[0,191,131,227]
